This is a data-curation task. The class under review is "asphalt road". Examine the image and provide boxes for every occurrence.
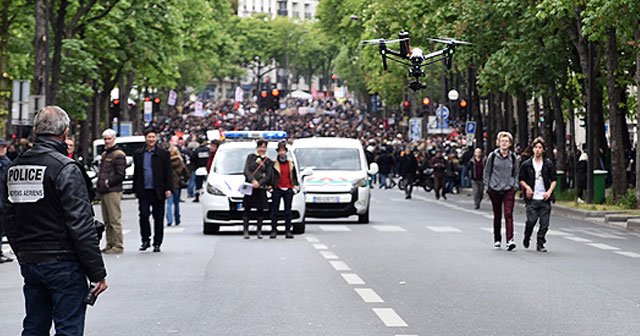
[1,188,640,336]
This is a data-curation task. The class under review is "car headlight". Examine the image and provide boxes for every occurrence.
[206,183,225,196]
[352,178,366,188]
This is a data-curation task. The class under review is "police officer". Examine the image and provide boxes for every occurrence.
[3,106,108,335]
[190,135,210,202]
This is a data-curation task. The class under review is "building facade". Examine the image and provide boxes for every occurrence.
[238,0,319,20]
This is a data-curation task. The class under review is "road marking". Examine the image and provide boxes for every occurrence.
[341,273,365,285]
[587,243,620,251]
[614,251,640,258]
[219,226,242,232]
[329,261,351,271]
[426,226,461,233]
[372,225,406,232]
[165,227,185,233]
[563,236,592,243]
[305,236,320,243]
[313,244,328,250]
[546,229,571,236]
[320,251,339,259]
[372,308,408,327]
[318,225,352,232]
[354,288,384,303]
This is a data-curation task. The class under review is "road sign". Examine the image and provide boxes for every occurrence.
[409,117,422,141]
[466,121,477,134]
[11,80,31,126]
[143,101,152,123]
[435,105,449,119]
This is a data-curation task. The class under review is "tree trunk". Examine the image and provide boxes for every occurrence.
[552,91,566,172]
[516,90,528,149]
[49,0,68,105]
[606,28,627,201]
[487,93,497,151]
[469,66,483,151]
[542,94,554,158]
[532,96,540,140]
[1,0,11,137]
[635,23,640,208]
[35,0,49,101]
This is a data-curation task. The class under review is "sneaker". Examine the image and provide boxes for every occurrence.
[537,245,547,252]
[577,198,585,204]
[523,238,530,249]
[507,240,516,251]
[493,242,501,250]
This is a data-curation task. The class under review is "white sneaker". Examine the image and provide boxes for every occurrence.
[507,239,516,251]
[577,198,585,204]
[493,241,501,250]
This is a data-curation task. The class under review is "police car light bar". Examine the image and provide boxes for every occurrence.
[222,131,288,140]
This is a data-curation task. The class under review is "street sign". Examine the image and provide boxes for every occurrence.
[465,121,476,134]
[143,101,152,123]
[168,90,177,106]
[409,117,422,141]
[435,105,449,119]
[11,80,31,126]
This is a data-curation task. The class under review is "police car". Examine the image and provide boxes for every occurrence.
[200,131,309,234]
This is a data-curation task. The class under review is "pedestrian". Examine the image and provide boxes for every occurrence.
[376,148,394,189]
[576,151,588,204]
[65,137,76,159]
[205,140,220,173]
[483,131,520,251]
[166,145,190,226]
[242,140,272,239]
[96,128,126,254]
[467,148,485,209]
[519,137,557,252]
[269,141,299,239]
[190,135,210,202]
[133,127,173,252]
[3,106,107,334]
[0,138,13,264]
[430,151,448,200]
[399,147,418,199]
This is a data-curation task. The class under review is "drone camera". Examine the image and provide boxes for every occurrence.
[409,48,424,63]
[409,81,427,92]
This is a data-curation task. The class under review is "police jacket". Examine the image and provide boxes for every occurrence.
[190,145,210,170]
[96,145,126,194]
[2,137,107,282]
[518,157,557,202]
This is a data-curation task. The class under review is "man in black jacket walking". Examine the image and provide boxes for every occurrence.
[133,127,173,252]
[399,148,418,199]
[3,106,107,335]
[519,137,557,252]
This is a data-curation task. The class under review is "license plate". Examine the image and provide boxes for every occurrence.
[313,196,340,203]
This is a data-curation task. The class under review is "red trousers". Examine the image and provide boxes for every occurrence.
[488,188,516,243]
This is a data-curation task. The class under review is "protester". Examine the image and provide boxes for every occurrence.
[467,148,485,209]
[430,151,448,200]
[166,145,190,226]
[399,148,418,200]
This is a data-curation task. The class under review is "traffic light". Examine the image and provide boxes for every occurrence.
[271,89,280,111]
[110,99,121,117]
[153,97,161,113]
[402,100,410,113]
[258,90,269,109]
[422,97,431,113]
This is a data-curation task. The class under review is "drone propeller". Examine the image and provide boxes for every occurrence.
[427,37,473,45]
[360,37,409,45]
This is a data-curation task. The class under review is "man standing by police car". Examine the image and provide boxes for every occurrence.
[2,106,107,335]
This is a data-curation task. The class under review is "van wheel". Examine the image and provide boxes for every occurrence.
[203,222,220,235]
[293,220,306,234]
[358,210,370,224]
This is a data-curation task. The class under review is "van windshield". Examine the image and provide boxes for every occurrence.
[214,147,278,175]
[96,142,145,157]
[294,148,361,171]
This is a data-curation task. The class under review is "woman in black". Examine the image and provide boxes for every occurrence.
[242,140,272,239]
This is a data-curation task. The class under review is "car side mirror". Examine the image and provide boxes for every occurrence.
[368,162,379,175]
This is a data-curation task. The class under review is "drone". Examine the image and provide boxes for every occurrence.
[361,32,472,91]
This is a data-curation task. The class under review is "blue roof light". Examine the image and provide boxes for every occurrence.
[223,131,288,140]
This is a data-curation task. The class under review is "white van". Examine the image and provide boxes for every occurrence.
[92,135,146,194]
[292,137,378,223]
[200,134,308,234]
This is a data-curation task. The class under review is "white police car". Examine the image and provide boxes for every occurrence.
[200,131,308,234]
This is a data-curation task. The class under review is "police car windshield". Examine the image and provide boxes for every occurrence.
[294,148,361,171]
[214,147,278,175]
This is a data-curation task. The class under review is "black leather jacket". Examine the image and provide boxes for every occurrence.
[2,137,107,282]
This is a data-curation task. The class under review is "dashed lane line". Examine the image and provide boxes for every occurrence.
[320,251,339,259]
[313,243,328,250]
[354,288,384,303]
[372,308,409,327]
[329,260,351,271]
[587,243,620,251]
[318,225,352,232]
[165,227,186,233]
[305,236,320,243]
[372,225,407,232]
[341,273,365,285]
[426,226,461,233]
[562,236,593,243]
[614,251,640,258]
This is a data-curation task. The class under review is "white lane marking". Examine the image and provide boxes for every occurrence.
[372,225,407,232]
[123,229,131,235]
[614,251,640,258]
[219,226,242,232]
[320,251,339,259]
[165,227,185,233]
[426,226,461,233]
[354,288,384,303]
[372,308,409,327]
[563,236,592,243]
[483,214,493,219]
[341,273,365,285]
[313,244,328,250]
[329,261,351,271]
[318,225,352,232]
[546,229,571,236]
[305,236,320,243]
[587,243,620,251]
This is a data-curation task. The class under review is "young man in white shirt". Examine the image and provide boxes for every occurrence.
[518,137,557,252]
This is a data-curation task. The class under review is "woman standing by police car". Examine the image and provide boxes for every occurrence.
[242,140,272,239]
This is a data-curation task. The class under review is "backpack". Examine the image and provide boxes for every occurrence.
[488,150,517,179]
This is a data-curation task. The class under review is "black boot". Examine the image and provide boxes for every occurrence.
[256,218,263,239]
[270,227,278,239]
[242,217,250,239]
[285,229,294,239]
[139,240,151,251]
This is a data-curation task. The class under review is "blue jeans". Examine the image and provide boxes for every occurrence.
[20,260,88,336]
[187,174,196,198]
[166,189,182,225]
